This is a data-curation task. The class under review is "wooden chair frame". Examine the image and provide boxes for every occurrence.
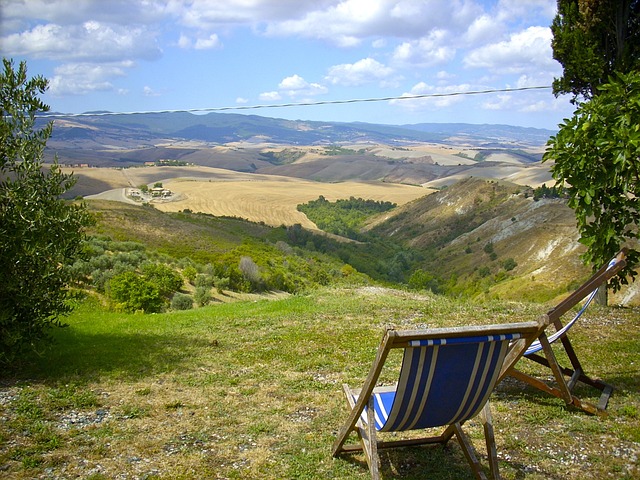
[508,249,627,415]
[332,320,544,480]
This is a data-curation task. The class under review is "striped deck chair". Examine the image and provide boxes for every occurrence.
[332,320,542,480]
[509,249,628,415]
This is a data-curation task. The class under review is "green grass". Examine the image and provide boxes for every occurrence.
[1,287,639,479]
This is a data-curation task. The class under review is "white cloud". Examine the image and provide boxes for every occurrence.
[392,30,455,68]
[495,0,556,23]
[464,14,502,44]
[48,62,130,96]
[520,100,549,112]
[463,26,555,74]
[278,75,328,98]
[263,0,482,45]
[259,91,282,102]
[236,97,249,104]
[436,70,456,81]
[482,94,512,110]
[143,86,161,97]
[390,81,473,110]
[172,0,334,30]
[325,58,393,86]
[194,33,222,50]
[1,21,161,62]
[279,74,309,90]
[0,0,167,31]
[177,34,192,49]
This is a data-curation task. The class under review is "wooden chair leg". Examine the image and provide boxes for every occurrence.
[479,402,500,480]
[538,332,574,405]
[453,423,488,480]
[364,396,380,480]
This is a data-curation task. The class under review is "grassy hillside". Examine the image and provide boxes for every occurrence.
[83,176,639,306]
[2,176,639,478]
[2,287,638,479]
[367,177,593,302]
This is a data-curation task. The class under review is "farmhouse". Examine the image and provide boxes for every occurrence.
[151,187,172,198]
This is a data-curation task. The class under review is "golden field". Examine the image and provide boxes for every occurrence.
[156,175,432,229]
[74,165,433,229]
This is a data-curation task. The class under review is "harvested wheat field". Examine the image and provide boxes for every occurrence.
[155,175,432,228]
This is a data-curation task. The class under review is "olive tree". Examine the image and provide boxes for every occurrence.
[0,59,92,363]
[543,71,639,288]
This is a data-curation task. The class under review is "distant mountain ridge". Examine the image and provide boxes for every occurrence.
[41,111,556,149]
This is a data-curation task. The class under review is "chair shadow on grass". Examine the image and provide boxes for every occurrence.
[497,369,640,414]
[9,327,219,382]
[337,440,485,479]
[336,438,565,479]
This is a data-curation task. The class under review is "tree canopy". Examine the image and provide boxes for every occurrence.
[0,59,92,363]
[544,71,639,287]
[551,0,640,100]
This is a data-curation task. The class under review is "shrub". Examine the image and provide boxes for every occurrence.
[182,265,198,284]
[194,287,212,307]
[503,258,517,271]
[141,263,183,298]
[108,272,163,313]
[195,274,214,289]
[171,293,193,311]
[213,276,230,293]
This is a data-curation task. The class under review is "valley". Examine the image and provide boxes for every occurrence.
[46,111,638,305]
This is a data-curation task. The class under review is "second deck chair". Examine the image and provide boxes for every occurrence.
[508,249,628,415]
[332,320,543,480]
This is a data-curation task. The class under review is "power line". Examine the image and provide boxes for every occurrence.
[40,85,552,118]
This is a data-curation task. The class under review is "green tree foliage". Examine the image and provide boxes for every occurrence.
[533,183,563,200]
[106,263,183,313]
[407,269,440,293]
[297,196,396,240]
[544,71,640,287]
[108,271,164,313]
[140,263,183,299]
[552,0,640,100]
[171,293,193,311]
[0,59,92,363]
[503,258,518,272]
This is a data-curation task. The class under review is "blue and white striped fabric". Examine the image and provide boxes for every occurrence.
[352,332,521,431]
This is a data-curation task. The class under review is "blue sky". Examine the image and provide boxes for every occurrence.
[1,0,576,129]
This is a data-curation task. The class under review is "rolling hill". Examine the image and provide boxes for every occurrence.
[44,111,555,191]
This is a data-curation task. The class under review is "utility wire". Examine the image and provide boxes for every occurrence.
[41,85,552,118]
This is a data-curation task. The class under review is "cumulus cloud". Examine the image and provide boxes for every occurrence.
[194,33,222,49]
[1,21,161,62]
[464,14,502,44]
[325,58,393,86]
[495,0,556,23]
[259,91,282,102]
[277,74,327,97]
[482,94,512,110]
[263,0,482,45]
[390,82,473,110]
[48,62,131,96]
[463,26,555,73]
[0,0,166,31]
[392,30,456,68]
